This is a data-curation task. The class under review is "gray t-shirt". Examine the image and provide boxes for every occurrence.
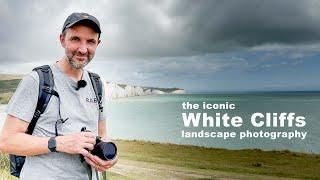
[6,63,106,180]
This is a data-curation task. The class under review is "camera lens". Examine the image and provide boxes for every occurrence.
[92,142,117,161]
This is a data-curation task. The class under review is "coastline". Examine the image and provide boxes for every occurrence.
[1,77,319,179]
[0,101,319,154]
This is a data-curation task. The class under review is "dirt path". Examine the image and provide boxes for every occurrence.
[107,159,298,180]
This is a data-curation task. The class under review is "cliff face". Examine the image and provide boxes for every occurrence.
[104,81,185,99]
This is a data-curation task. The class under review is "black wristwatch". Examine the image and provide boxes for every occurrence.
[48,137,57,152]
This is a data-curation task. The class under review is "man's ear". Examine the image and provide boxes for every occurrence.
[60,34,66,48]
[97,39,101,45]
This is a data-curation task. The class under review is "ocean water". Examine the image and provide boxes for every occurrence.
[106,92,320,153]
[1,92,319,153]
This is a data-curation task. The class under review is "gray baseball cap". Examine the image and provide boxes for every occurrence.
[62,12,101,33]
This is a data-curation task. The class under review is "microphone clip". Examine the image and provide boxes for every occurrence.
[76,80,87,90]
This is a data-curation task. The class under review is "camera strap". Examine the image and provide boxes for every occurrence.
[84,166,107,180]
[95,169,107,180]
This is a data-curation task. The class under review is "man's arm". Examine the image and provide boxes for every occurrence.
[0,115,50,156]
[0,115,96,156]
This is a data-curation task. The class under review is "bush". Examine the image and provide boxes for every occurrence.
[0,153,16,179]
[0,92,14,104]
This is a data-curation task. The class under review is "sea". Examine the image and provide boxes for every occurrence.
[1,92,319,154]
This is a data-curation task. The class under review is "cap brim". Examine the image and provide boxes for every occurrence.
[65,19,101,33]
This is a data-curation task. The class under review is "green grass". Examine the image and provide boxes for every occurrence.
[0,154,17,180]
[0,79,21,93]
[0,74,23,81]
[1,140,319,179]
[115,140,320,179]
[0,92,14,104]
[0,79,21,104]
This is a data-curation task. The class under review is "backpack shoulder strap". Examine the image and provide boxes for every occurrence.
[88,71,103,113]
[26,65,58,134]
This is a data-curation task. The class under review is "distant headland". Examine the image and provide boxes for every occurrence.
[0,74,185,102]
[104,82,185,99]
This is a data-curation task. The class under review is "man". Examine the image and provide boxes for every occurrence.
[0,12,117,179]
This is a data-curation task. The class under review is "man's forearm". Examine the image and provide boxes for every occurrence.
[0,132,50,156]
[0,115,97,157]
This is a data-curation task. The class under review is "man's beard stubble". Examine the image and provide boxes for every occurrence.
[66,53,93,69]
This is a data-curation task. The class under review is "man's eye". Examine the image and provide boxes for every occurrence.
[70,37,79,41]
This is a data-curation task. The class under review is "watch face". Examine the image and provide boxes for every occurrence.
[48,137,56,152]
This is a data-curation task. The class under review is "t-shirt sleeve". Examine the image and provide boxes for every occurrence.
[5,72,39,123]
[98,82,107,121]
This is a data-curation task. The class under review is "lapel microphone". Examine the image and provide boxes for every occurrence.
[76,80,87,90]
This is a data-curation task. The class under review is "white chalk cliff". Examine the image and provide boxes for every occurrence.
[103,81,185,99]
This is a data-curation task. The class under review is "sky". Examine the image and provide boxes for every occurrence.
[0,0,320,92]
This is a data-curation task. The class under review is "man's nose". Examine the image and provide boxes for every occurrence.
[78,43,88,54]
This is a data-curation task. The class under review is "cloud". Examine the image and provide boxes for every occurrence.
[1,0,320,64]
[86,54,250,87]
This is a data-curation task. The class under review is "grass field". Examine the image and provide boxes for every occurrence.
[0,153,16,180]
[0,78,21,104]
[0,74,23,81]
[1,140,319,179]
[0,79,20,93]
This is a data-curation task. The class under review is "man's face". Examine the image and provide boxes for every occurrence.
[60,24,100,69]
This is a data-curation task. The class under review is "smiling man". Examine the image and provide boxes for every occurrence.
[0,12,117,180]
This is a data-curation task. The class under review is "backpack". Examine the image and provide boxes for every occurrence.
[9,65,103,177]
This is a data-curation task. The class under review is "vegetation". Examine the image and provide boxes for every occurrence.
[0,79,21,93]
[142,87,182,93]
[0,153,17,180]
[0,78,21,104]
[1,140,319,179]
[112,140,320,179]
[0,74,23,81]
[0,92,14,104]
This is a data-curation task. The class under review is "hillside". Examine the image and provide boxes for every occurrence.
[1,140,319,179]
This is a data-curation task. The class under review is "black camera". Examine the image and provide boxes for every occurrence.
[81,127,117,161]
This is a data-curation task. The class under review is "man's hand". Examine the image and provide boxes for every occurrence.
[84,151,118,172]
[56,132,96,156]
